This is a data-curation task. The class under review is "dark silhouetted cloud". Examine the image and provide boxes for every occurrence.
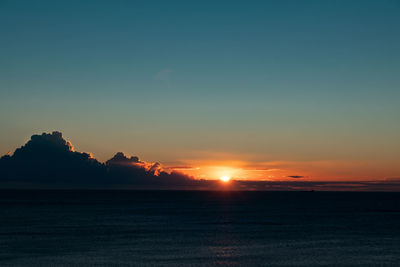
[0,131,202,189]
[287,176,305,179]
[0,131,106,188]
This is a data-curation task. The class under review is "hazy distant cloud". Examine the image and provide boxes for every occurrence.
[383,177,400,181]
[167,166,200,170]
[243,168,282,172]
[232,180,400,192]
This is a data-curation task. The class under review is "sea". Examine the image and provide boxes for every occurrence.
[0,190,399,266]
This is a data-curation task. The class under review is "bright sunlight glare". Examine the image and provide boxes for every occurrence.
[220,176,231,182]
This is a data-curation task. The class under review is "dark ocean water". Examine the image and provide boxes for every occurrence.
[0,190,399,266]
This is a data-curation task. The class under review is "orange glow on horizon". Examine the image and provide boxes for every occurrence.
[165,156,400,182]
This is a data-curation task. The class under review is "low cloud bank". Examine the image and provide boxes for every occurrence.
[0,131,206,189]
[0,131,399,191]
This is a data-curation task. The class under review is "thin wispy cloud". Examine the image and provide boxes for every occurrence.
[154,69,174,86]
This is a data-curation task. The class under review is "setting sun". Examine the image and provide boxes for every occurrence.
[220,176,231,182]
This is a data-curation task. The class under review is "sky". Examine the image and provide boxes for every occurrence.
[1,0,400,182]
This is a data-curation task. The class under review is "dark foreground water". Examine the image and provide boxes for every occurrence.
[0,191,399,266]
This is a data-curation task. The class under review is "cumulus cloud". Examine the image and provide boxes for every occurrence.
[0,131,199,189]
[0,131,106,188]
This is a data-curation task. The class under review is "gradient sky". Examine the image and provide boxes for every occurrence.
[1,0,399,181]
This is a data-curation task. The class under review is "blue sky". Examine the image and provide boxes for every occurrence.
[1,0,399,180]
